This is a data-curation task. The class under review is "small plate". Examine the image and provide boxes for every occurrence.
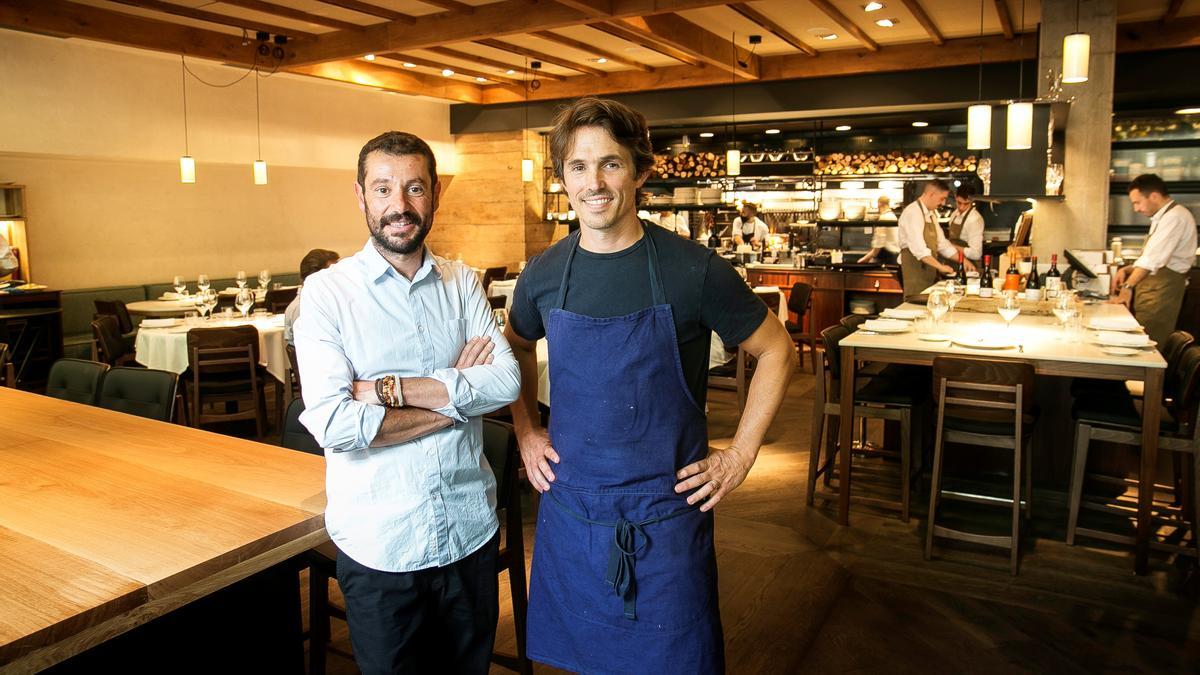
[917,333,951,342]
[951,336,1017,350]
[1100,346,1139,357]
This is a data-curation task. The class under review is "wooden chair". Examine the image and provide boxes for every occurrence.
[266,286,298,314]
[96,367,178,422]
[785,282,818,374]
[488,295,507,311]
[92,315,138,367]
[482,418,533,674]
[184,325,267,437]
[925,356,1036,575]
[285,342,302,402]
[1067,345,1200,559]
[45,358,109,405]
[480,266,508,295]
[809,324,924,521]
[0,342,14,388]
[708,346,750,413]
[93,298,134,334]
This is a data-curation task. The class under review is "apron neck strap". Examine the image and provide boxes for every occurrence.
[553,223,666,310]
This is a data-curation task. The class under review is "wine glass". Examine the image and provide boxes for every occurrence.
[997,291,1021,332]
[927,289,949,333]
[172,275,186,296]
[235,287,255,319]
[944,280,966,324]
[193,289,211,320]
[1052,290,1078,340]
[258,269,271,290]
[236,270,247,289]
[204,288,219,319]
[197,274,210,293]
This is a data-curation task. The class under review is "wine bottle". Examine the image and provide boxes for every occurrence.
[1045,253,1062,299]
[979,255,994,298]
[957,250,969,285]
[1024,255,1042,301]
[707,228,720,249]
[1003,257,1022,292]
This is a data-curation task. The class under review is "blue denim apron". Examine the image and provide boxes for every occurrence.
[527,227,724,674]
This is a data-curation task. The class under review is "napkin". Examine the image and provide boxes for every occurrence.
[863,319,909,332]
[1095,331,1151,346]
[881,307,925,320]
[160,291,183,300]
[1087,315,1141,331]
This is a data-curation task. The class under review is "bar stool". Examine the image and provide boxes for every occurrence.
[808,324,924,521]
[1066,345,1200,557]
[925,356,1036,575]
[786,282,818,374]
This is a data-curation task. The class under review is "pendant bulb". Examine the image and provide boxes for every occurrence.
[253,159,268,185]
[1006,102,1033,151]
[180,155,196,184]
[521,158,534,182]
[1062,32,1090,84]
[967,104,992,150]
[726,149,741,176]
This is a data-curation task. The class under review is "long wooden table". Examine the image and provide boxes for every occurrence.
[0,388,328,671]
[836,302,1167,575]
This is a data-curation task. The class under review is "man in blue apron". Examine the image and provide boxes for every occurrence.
[505,97,797,673]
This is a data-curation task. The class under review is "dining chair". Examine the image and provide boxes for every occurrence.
[1070,330,1193,401]
[482,418,533,674]
[96,367,178,422]
[480,266,508,296]
[184,325,267,437]
[285,343,302,402]
[93,298,134,334]
[0,342,13,388]
[1067,345,1200,559]
[785,282,818,374]
[45,358,109,405]
[925,356,1036,575]
[809,324,924,522]
[708,346,749,413]
[488,295,507,311]
[92,315,138,367]
[265,286,298,314]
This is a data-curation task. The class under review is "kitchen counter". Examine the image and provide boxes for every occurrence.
[744,265,903,339]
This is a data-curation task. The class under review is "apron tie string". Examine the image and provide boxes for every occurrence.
[546,488,694,621]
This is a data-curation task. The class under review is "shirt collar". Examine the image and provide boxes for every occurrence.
[359,239,443,284]
[1151,200,1176,222]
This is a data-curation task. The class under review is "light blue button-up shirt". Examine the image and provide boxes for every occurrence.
[295,240,521,572]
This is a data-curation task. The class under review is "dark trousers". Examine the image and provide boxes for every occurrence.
[336,531,500,675]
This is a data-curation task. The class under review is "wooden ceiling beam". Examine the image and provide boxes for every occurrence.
[993,0,1015,39]
[217,0,369,32]
[808,0,880,51]
[313,0,416,22]
[289,60,484,102]
[378,52,522,83]
[416,0,477,14]
[615,14,759,78]
[1118,14,1200,51]
[108,0,317,39]
[550,0,614,17]
[288,0,736,66]
[531,30,654,71]
[475,38,607,76]
[1163,0,1183,23]
[481,31,1036,103]
[728,3,817,57]
[425,46,568,79]
[0,0,273,66]
[899,0,945,46]
[587,21,704,66]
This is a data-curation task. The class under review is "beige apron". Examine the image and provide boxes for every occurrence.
[948,205,975,247]
[1132,203,1189,346]
[901,205,942,298]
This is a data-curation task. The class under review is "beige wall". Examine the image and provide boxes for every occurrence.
[0,30,453,289]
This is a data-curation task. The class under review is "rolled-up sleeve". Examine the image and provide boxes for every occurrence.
[899,206,931,260]
[427,267,522,421]
[1135,215,1187,273]
[962,212,984,261]
[295,277,385,452]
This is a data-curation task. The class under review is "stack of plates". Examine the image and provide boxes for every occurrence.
[699,187,722,205]
[673,187,698,205]
[1093,331,1154,348]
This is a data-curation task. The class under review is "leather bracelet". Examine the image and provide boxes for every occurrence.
[374,377,386,406]
[392,375,404,408]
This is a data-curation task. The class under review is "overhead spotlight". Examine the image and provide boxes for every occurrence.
[403,62,417,68]
[441,69,455,77]
[912,121,929,127]
[364,53,376,61]
[505,69,516,74]
[864,1,884,10]
[835,125,852,131]
[699,132,714,138]
[476,76,487,82]
[765,128,781,134]
[749,35,762,45]
[595,57,608,64]
[875,18,896,27]
[255,31,270,42]
[273,35,287,45]
[818,33,839,40]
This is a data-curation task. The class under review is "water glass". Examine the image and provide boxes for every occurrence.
[927,290,949,332]
[235,287,254,318]
[258,269,272,290]
[173,275,186,296]
[236,271,247,289]
[197,274,210,292]
[997,291,1021,331]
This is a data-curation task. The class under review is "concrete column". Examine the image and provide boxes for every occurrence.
[1032,0,1117,256]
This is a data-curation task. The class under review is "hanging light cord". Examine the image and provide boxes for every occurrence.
[1018,0,1025,100]
[977,0,984,102]
[730,32,737,146]
[180,56,190,156]
[1075,0,1081,33]
[255,68,262,159]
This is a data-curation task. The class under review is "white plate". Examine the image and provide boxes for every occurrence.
[1092,333,1155,348]
[1100,346,1139,357]
[951,336,1018,350]
[917,333,951,342]
[862,321,911,334]
[880,308,926,320]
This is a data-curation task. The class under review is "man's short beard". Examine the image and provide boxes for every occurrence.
[369,210,431,255]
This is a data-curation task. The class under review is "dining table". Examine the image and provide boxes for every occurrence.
[835,297,1167,575]
[0,386,327,671]
[134,313,289,383]
[125,297,200,318]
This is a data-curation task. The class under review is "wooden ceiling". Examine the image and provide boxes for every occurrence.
[3,0,1200,104]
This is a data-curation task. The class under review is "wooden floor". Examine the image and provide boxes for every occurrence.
[288,370,1200,674]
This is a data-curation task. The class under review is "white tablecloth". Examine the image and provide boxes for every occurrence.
[135,314,289,383]
[126,299,199,317]
[488,279,518,310]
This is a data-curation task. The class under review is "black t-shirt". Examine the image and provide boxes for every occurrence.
[510,223,768,405]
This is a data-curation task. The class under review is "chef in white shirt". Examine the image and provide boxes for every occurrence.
[657,209,691,238]
[898,179,974,298]
[947,184,984,264]
[731,202,769,248]
[1110,173,1198,345]
[858,195,900,264]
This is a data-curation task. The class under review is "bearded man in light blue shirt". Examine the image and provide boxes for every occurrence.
[295,131,521,675]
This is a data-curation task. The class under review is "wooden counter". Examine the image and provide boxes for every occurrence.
[745,266,903,338]
[0,388,327,671]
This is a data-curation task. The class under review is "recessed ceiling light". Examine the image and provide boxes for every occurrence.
[818,33,839,40]
[912,121,929,127]
[875,18,896,27]
[364,53,376,61]
[765,128,781,134]
[864,2,884,11]
[403,62,416,68]
[505,69,516,75]
[699,132,715,138]
[476,77,487,82]
[595,57,608,64]
[835,125,852,131]
[441,69,455,77]
[1177,107,1200,114]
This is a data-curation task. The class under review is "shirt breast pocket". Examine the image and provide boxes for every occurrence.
[444,318,467,367]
